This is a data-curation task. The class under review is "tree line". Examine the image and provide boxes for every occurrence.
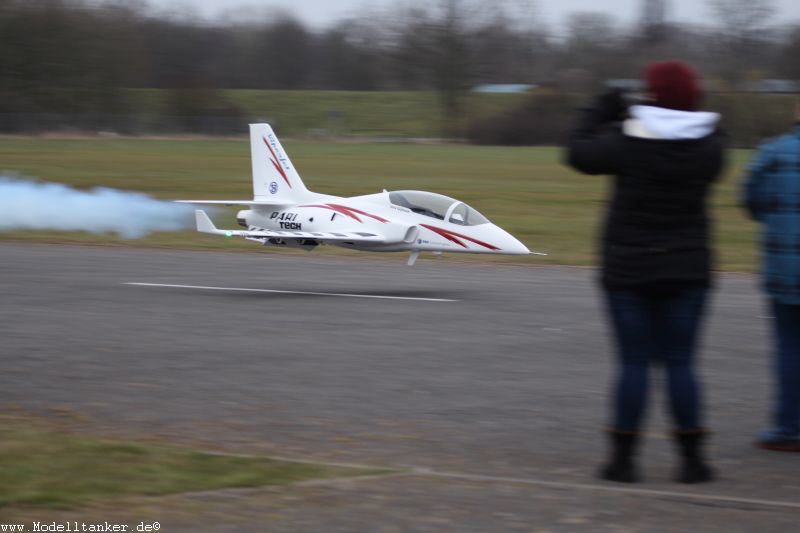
[0,0,797,138]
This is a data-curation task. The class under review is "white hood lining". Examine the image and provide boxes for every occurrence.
[624,105,720,140]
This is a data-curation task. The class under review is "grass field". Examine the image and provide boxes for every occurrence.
[0,413,376,512]
[0,137,760,271]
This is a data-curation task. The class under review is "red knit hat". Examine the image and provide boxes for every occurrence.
[643,60,703,111]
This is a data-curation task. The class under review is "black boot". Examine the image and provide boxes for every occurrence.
[599,429,641,483]
[673,429,714,483]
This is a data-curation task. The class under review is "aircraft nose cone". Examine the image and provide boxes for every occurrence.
[510,237,531,255]
[494,227,531,255]
[506,235,531,255]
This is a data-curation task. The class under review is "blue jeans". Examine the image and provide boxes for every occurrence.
[604,287,709,432]
[770,300,800,436]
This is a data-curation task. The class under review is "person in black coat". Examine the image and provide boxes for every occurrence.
[564,60,726,483]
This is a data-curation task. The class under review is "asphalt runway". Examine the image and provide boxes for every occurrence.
[2,242,799,531]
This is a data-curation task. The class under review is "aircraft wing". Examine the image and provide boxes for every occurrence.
[193,210,385,243]
[176,200,286,206]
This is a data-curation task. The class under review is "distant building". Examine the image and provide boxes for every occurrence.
[471,84,537,94]
[738,80,800,94]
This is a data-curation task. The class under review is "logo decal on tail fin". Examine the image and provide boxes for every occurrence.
[263,136,292,189]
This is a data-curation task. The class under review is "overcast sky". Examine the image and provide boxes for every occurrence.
[147,0,800,31]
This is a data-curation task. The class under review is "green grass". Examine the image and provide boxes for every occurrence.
[0,416,375,510]
[0,137,760,271]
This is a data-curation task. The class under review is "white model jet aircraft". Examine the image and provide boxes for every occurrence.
[178,124,540,266]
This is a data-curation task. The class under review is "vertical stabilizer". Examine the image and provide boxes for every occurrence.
[250,123,312,202]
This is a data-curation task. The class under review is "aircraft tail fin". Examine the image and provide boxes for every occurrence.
[250,123,312,203]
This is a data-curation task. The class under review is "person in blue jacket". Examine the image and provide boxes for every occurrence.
[742,103,800,452]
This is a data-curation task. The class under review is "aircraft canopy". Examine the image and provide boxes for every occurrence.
[388,190,489,226]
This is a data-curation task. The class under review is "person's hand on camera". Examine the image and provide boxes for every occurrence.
[594,88,629,124]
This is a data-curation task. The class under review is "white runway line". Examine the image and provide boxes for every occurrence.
[124,282,457,302]
[194,451,800,512]
[412,469,800,511]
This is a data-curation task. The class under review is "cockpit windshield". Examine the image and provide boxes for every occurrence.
[388,190,490,226]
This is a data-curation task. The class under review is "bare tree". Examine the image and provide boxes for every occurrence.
[639,0,668,44]
[705,0,775,84]
[559,12,631,87]
[430,0,472,133]
[706,0,774,41]
[775,25,800,79]
[384,0,479,135]
[247,16,312,89]
[313,19,386,90]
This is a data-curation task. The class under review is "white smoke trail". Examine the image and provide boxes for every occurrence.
[0,176,199,239]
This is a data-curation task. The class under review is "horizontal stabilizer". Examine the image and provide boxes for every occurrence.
[195,210,220,234]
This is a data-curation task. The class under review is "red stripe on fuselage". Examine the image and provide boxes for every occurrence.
[299,204,389,224]
[326,204,389,223]
[301,204,361,222]
[420,224,500,250]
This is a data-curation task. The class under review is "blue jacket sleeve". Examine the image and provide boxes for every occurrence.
[741,143,774,222]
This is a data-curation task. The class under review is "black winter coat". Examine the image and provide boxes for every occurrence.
[565,95,726,290]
